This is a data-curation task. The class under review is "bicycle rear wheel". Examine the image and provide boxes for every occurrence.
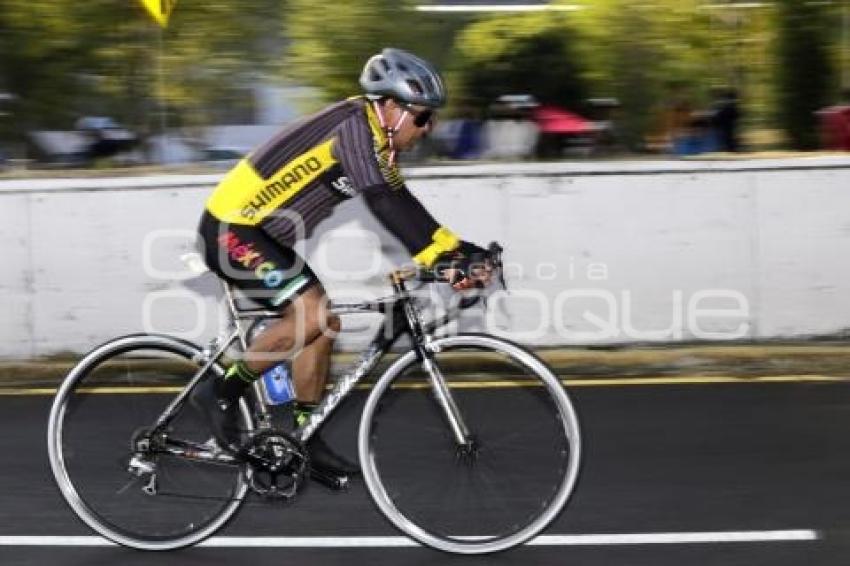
[359,334,581,554]
[47,334,251,550]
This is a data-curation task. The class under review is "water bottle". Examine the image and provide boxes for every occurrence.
[261,362,296,406]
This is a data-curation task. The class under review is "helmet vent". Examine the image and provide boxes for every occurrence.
[406,79,424,95]
[359,48,446,108]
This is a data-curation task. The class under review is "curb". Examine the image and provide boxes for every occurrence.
[2,343,849,388]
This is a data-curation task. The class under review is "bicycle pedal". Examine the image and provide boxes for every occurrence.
[141,473,158,496]
[309,467,349,491]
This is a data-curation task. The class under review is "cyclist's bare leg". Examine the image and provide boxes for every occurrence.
[242,284,339,402]
[291,316,340,402]
[238,284,352,473]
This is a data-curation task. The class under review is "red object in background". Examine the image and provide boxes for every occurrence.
[819,106,850,151]
[532,106,593,134]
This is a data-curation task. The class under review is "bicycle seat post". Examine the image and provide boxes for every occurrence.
[220,280,278,430]
[219,282,247,349]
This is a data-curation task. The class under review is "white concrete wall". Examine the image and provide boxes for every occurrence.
[2,157,850,358]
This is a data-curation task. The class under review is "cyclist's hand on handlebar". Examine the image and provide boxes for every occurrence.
[450,261,493,291]
[435,241,494,291]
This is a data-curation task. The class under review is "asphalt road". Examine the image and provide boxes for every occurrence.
[3,377,850,565]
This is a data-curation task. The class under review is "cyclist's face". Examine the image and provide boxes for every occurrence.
[386,100,435,151]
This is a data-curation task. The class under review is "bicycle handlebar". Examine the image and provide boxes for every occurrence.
[388,241,505,313]
[409,241,505,286]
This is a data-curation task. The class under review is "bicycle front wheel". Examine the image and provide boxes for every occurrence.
[359,334,581,554]
[47,334,251,550]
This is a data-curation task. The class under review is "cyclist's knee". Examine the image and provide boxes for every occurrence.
[325,314,341,338]
[305,311,339,342]
[287,287,335,339]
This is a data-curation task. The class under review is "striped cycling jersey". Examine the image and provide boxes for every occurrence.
[205,96,459,267]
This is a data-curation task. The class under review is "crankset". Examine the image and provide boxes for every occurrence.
[241,429,308,501]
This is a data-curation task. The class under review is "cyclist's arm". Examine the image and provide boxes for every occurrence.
[332,110,461,267]
[361,183,460,267]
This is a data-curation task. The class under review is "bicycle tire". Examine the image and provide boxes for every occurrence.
[358,333,582,554]
[47,334,252,550]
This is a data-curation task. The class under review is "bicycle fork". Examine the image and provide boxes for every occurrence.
[421,351,474,449]
[393,275,473,450]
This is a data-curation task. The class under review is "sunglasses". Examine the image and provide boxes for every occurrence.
[401,104,436,128]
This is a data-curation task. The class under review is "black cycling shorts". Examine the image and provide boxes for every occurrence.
[198,211,319,309]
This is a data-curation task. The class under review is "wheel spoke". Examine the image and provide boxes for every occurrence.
[48,338,249,550]
[360,335,581,554]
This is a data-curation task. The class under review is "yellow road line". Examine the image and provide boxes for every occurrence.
[1,374,847,396]
[563,374,850,387]
[0,387,184,396]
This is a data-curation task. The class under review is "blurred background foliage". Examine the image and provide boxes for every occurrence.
[571,0,722,149]
[451,12,586,111]
[0,0,280,139]
[775,0,837,150]
[285,0,465,109]
[0,0,848,152]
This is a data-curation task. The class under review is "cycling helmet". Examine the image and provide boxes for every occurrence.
[359,48,447,108]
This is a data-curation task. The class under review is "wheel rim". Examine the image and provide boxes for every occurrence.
[47,336,250,550]
[358,335,581,554]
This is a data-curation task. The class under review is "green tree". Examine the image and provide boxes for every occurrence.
[571,0,723,150]
[452,13,586,111]
[284,0,466,108]
[775,0,836,149]
[0,0,283,146]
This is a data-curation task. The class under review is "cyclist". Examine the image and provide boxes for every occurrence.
[193,48,491,481]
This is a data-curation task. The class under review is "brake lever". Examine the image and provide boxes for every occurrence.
[477,241,505,313]
[487,241,508,292]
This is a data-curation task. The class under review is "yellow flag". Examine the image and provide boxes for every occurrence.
[139,0,177,27]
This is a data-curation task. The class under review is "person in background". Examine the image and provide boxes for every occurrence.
[712,88,741,153]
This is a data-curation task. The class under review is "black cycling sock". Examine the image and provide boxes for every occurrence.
[293,401,318,428]
[220,361,258,400]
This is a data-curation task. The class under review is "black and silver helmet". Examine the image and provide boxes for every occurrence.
[359,48,447,108]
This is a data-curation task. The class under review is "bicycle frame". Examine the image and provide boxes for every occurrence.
[153,271,472,451]
[49,240,583,554]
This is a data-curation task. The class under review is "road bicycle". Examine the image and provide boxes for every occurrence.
[47,244,582,554]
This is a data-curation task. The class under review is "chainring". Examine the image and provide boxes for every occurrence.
[241,429,308,501]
